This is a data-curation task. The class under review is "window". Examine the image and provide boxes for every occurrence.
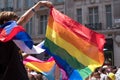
[87,7,100,30]
[38,15,48,34]
[24,0,34,8]
[0,0,2,9]
[76,8,82,23]
[25,18,33,35]
[105,5,112,28]
[5,0,13,11]
[104,38,114,65]
[17,0,22,8]
[56,0,64,3]
[6,0,13,7]
[88,7,99,24]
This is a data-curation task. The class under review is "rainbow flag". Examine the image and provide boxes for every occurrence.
[23,55,56,80]
[23,56,55,74]
[43,7,105,80]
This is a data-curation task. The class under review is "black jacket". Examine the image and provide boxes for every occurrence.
[0,41,29,80]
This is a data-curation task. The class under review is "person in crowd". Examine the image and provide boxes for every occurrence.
[100,67,111,80]
[115,66,120,80]
[107,66,117,80]
[0,1,52,80]
[86,72,101,80]
[85,67,101,80]
[34,73,43,80]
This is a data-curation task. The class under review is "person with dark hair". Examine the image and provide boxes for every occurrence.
[0,1,52,80]
[100,67,111,80]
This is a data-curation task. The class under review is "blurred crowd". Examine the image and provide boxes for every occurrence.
[25,60,120,80]
[85,63,120,80]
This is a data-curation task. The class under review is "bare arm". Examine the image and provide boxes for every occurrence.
[17,1,52,26]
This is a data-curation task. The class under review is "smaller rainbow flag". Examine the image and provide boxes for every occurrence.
[23,55,55,75]
[23,55,58,80]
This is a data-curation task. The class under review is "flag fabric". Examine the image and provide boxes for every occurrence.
[0,20,33,48]
[14,40,45,54]
[43,7,106,80]
[23,55,56,80]
[0,20,45,54]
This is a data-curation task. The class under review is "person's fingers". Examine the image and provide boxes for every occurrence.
[39,1,53,8]
[45,1,53,8]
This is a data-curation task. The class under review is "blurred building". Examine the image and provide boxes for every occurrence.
[0,0,120,66]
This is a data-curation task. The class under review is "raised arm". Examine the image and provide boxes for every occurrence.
[17,1,52,26]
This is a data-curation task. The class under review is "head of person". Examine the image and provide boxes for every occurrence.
[93,72,101,79]
[0,11,19,25]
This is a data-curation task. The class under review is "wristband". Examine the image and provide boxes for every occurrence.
[32,8,36,13]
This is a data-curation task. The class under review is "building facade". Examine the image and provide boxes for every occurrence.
[0,0,120,66]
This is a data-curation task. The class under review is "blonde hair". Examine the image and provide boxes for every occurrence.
[0,11,18,25]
